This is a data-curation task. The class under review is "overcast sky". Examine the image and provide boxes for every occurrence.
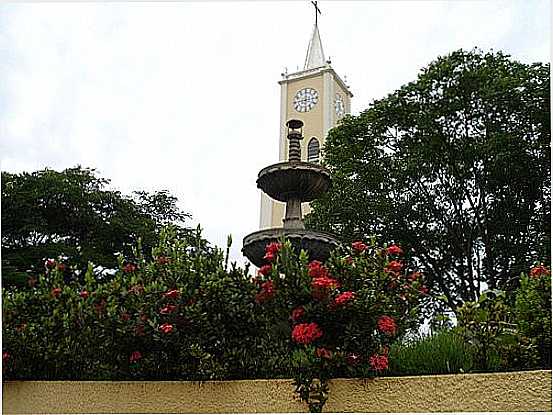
[0,1,550,267]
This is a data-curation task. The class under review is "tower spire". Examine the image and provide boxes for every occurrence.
[304,1,325,70]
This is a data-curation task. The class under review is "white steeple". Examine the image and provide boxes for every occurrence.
[303,24,326,70]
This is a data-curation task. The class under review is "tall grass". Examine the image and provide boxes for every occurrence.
[388,330,473,376]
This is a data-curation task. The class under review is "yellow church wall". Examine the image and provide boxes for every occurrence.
[3,370,551,413]
[284,74,325,161]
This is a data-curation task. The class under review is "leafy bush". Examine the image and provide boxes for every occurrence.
[388,331,473,376]
[2,231,426,412]
[3,228,283,381]
[456,264,552,372]
[456,290,517,371]
[514,265,552,368]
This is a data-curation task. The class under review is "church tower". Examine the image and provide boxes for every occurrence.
[259,4,353,229]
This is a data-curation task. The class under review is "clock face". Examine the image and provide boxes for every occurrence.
[293,88,319,112]
[335,94,345,117]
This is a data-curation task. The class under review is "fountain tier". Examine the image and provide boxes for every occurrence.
[257,162,331,203]
[243,228,340,268]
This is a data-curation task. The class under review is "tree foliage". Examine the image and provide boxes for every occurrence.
[1,166,196,286]
[307,49,550,311]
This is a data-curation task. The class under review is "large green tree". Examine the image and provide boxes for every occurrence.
[307,49,550,311]
[1,166,197,286]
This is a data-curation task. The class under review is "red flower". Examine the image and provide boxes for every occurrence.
[263,242,282,262]
[51,288,62,298]
[129,351,142,363]
[384,260,403,273]
[419,286,429,294]
[346,352,361,366]
[3,352,9,363]
[407,272,421,281]
[94,299,107,315]
[291,322,323,345]
[334,291,355,307]
[164,289,180,299]
[129,284,145,295]
[386,244,403,256]
[312,276,340,300]
[315,347,332,359]
[530,265,550,279]
[291,306,305,321]
[134,324,145,336]
[312,276,340,290]
[258,264,272,276]
[369,354,389,371]
[57,263,66,272]
[120,312,131,322]
[45,259,56,269]
[160,323,174,334]
[307,261,331,279]
[156,256,170,265]
[160,304,177,314]
[352,241,367,253]
[123,263,137,273]
[377,315,397,336]
[79,290,89,299]
[255,280,275,304]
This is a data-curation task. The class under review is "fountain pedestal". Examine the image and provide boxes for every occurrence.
[242,119,340,267]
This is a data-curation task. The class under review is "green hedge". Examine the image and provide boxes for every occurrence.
[4,227,549,411]
[3,229,428,412]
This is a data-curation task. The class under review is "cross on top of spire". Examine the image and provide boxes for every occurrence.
[304,1,325,70]
[311,1,322,26]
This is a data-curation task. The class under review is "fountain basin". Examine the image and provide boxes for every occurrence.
[257,162,331,203]
[242,228,340,267]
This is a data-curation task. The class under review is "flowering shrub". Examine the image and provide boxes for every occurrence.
[253,239,426,411]
[514,265,551,368]
[3,228,274,382]
[2,231,426,412]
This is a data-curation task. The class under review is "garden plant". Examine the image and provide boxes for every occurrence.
[3,228,429,412]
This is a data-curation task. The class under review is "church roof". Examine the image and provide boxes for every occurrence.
[303,24,326,70]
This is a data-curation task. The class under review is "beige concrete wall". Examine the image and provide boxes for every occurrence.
[3,370,551,414]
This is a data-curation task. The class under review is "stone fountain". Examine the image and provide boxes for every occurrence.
[242,119,340,267]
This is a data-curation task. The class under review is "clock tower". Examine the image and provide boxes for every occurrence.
[259,8,353,229]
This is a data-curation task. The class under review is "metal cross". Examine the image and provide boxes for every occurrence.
[311,1,322,26]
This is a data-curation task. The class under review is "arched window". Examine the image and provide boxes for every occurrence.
[307,137,320,163]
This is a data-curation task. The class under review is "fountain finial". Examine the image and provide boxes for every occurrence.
[286,119,303,163]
